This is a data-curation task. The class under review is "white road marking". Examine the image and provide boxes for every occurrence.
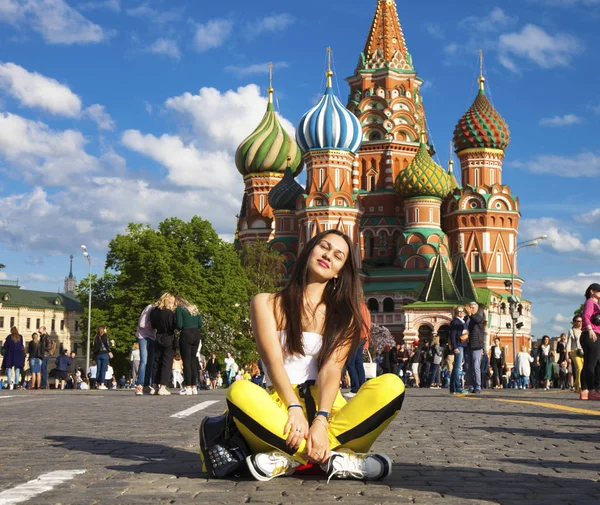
[171,400,219,419]
[0,470,86,505]
[0,396,14,400]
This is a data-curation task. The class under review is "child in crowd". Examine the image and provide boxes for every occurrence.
[172,350,184,391]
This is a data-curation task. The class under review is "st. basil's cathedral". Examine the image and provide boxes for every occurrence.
[234,0,532,359]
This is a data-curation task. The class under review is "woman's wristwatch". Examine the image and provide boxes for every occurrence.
[315,410,330,422]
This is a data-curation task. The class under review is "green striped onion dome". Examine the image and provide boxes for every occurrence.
[453,78,510,153]
[235,100,302,176]
[268,165,304,211]
[396,141,452,199]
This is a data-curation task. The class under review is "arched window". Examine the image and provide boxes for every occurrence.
[369,174,376,191]
[383,297,395,312]
[368,298,379,313]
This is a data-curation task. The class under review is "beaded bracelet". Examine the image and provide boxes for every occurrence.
[287,404,302,410]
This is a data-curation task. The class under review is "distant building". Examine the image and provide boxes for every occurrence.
[64,255,77,295]
[0,280,83,356]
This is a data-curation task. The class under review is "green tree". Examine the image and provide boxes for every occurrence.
[78,216,258,375]
[239,241,285,295]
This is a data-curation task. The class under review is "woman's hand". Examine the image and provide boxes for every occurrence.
[284,408,308,450]
[590,329,597,342]
[306,418,330,464]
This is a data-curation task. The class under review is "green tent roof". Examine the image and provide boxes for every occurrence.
[417,254,462,303]
[452,253,478,301]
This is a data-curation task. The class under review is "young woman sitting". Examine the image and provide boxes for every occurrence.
[226,230,405,482]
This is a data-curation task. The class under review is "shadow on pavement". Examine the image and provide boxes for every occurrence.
[504,458,600,472]
[46,435,209,478]
[382,462,599,505]
[420,408,598,422]
[474,425,600,444]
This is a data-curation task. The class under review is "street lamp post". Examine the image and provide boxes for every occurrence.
[509,235,547,363]
[81,245,92,376]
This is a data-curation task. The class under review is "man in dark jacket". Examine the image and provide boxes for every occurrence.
[466,301,486,393]
[449,306,469,394]
[39,326,53,389]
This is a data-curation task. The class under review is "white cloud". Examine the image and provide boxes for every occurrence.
[576,209,600,226]
[84,104,115,131]
[529,272,600,298]
[444,43,459,55]
[554,313,569,322]
[148,38,181,60]
[539,114,583,127]
[121,130,239,191]
[125,2,181,24]
[460,8,517,32]
[0,61,82,116]
[589,103,600,115]
[425,22,444,39]
[0,181,240,254]
[0,0,109,45]
[80,0,120,12]
[224,61,289,76]
[250,13,294,36]
[193,19,233,52]
[537,0,600,5]
[163,84,295,152]
[511,152,600,177]
[499,24,583,71]
[520,217,600,256]
[0,112,98,185]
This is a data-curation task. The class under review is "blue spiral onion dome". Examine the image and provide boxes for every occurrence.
[235,92,302,177]
[296,71,362,154]
[268,164,304,211]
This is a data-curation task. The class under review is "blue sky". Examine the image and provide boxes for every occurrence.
[0,0,599,338]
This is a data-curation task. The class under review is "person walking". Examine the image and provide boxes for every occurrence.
[580,283,600,401]
[130,342,140,387]
[150,292,177,396]
[556,334,568,364]
[27,332,43,390]
[206,352,221,390]
[176,296,203,396]
[449,306,468,395]
[2,327,25,390]
[409,342,420,387]
[39,326,55,389]
[466,301,485,394]
[345,303,370,398]
[134,302,157,396]
[536,335,554,390]
[490,337,505,389]
[219,230,404,482]
[430,336,443,389]
[567,316,584,392]
[516,345,533,389]
[54,349,72,390]
[380,345,392,375]
[223,352,237,387]
[93,326,112,390]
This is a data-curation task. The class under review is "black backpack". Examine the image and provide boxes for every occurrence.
[199,412,249,478]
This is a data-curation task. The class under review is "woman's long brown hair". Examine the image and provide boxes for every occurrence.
[10,326,20,342]
[275,230,365,369]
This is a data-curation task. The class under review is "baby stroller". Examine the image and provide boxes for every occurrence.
[404,370,417,388]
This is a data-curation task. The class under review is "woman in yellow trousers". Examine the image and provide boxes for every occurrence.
[227,230,405,482]
[568,315,584,392]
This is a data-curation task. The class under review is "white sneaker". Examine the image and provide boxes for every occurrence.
[180,388,188,395]
[9,384,14,390]
[344,392,357,398]
[246,451,301,481]
[135,385,143,396]
[98,384,108,390]
[180,388,192,395]
[191,387,198,395]
[149,386,156,395]
[157,386,171,396]
[322,450,392,482]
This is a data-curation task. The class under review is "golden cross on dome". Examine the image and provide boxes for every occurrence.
[326,47,333,87]
[268,62,274,103]
[478,50,485,91]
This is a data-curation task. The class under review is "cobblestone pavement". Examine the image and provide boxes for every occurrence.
[1,386,599,505]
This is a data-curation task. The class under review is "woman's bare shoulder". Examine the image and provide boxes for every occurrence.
[251,293,277,310]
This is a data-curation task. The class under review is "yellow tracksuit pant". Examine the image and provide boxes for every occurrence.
[226,373,405,464]
[570,350,583,391]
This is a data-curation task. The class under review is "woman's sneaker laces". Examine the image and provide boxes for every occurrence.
[246,451,301,481]
[321,450,392,482]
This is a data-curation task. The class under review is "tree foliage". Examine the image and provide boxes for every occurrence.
[239,241,285,295]
[77,217,260,375]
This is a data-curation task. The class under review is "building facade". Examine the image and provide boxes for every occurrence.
[234,0,531,360]
[0,281,84,359]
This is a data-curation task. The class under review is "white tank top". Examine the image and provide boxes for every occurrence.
[264,331,323,386]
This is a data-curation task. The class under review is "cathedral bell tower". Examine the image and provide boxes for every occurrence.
[444,53,521,296]
[235,65,302,245]
[295,51,363,261]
